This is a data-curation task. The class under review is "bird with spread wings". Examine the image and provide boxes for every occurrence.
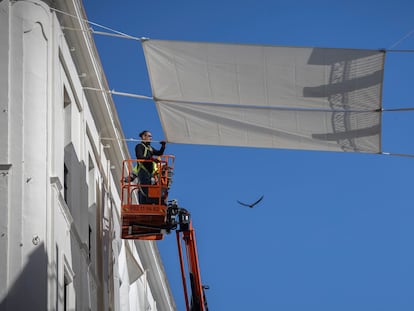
[237,195,264,208]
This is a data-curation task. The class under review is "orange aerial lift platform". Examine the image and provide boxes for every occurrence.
[121,156,209,311]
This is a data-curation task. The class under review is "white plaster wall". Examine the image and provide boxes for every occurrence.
[4,1,51,309]
[0,0,176,310]
[0,1,9,164]
[21,1,49,269]
[0,0,10,303]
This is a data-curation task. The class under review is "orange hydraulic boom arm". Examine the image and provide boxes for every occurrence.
[120,156,208,310]
[176,215,209,311]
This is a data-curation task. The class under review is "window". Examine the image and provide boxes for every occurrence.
[63,86,71,146]
[64,275,69,311]
[88,225,92,261]
[63,258,74,311]
[63,87,71,108]
[64,164,68,204]
[88,154,95,207]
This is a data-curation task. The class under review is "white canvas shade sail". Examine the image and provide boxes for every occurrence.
[142,40,385,153]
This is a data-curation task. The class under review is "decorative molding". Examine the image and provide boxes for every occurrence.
[0,164,12,171]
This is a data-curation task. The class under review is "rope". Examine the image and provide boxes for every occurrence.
[91,30,144,41]
[51,7,146,41]
[100,136,414,158]
[388,29,414,49]
[101,137,414,158]
[61,27,144,41]
[382,107,414,112]
[83,87,153,100]
[52,5,414,53]
[101,137,167,144]
[386,49,414,53]
[381,152,414,159]
[84,85,414,113]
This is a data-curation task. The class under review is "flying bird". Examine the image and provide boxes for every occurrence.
[237,195,264,208]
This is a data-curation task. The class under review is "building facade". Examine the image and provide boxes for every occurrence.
[0,0,176,310]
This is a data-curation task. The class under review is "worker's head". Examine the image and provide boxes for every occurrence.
[139,130,152,142]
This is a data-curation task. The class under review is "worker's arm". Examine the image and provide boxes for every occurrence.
[152,141,166,156]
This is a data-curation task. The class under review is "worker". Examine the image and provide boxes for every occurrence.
[134,130,166,204]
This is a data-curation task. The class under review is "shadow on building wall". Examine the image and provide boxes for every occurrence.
[0,242,48,311]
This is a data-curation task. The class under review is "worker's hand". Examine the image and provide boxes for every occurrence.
[160,140,166,146]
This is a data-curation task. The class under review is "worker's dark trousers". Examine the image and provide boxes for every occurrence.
[138,170,151,204]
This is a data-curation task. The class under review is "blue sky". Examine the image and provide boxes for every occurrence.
[83,1,414,310]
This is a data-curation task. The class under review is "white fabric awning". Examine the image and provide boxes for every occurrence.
[143,40,385,153]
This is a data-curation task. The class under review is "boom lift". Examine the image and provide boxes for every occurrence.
[121,156,209,311]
